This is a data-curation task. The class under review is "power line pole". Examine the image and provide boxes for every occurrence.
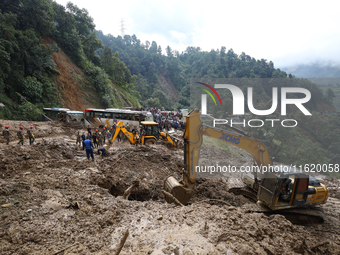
[120,18,125,37]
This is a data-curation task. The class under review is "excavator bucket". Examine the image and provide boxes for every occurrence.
[164,176,194,205]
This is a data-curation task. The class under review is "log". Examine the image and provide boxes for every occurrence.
[15,92,53,121]
[52,242,80,255]
[123,181,139,200]
[311,241,329,250]
[114,230,129,255]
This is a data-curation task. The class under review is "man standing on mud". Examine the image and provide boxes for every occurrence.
[83,137,94,161]
[27,126,35,145]
[97,132,103,147]
[76,131,81,147]
[2,126,11,145]
[111,124,116,136]
[17,126,24,145]
[92,132,98,148]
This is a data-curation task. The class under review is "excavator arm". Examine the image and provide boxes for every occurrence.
[104,121,136,150]
[164,109,272,204]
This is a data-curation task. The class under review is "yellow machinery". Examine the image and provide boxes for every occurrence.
[108,120,180,148]
[164,109,328,220]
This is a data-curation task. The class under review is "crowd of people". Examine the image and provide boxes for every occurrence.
[1,107,186,162]
[79,124,117,160]
[149,107,186,132]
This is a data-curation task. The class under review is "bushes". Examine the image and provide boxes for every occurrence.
[21,76,43,102]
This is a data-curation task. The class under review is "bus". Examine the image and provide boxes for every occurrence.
[42,108,84,123]
[42,108,70,121]
[84,108,153,130]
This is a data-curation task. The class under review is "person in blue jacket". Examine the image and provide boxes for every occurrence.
[83,138,94,161]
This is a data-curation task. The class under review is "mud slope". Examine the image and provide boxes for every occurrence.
[0,119,340,254]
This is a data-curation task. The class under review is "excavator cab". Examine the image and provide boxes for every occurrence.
[141,121,159,138]
[140,121,180,148]
[139,121,159,144]
[258,166,328,210]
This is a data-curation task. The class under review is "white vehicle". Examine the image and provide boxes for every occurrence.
[65,110,85,123]
[84,108,153,130]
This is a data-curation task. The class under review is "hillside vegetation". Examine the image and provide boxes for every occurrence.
[0,0,140,120]
[0,0,339,171]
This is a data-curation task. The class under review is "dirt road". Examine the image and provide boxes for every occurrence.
[0,120,340,254]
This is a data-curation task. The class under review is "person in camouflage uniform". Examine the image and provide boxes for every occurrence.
[97,132,103,147]
[27,126,35,145]
[102,125,108,143]
[2,126,11,145]
[17,126,24,145]
[76,131,81,147]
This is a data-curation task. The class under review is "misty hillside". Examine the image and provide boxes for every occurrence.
[281,62,340,78]
[281,63,340,110]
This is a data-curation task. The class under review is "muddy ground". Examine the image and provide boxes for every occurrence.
[0,120,340,254]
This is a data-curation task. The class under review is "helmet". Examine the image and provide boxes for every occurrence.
[5,126,9,129]
[20,126,24,129]
[30,126,33,129]
[105,125,107,127]
[110,127,113,129]
[96,129,98,131]
[127,124,129,127]
[99,132,101,135]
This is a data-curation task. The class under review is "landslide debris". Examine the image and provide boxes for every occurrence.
[0,119,340,254]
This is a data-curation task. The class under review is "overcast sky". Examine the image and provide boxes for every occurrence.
[53,0,340,68]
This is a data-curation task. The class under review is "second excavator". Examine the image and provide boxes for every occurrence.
[106,120,180,148]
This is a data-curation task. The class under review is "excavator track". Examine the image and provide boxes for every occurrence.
[226,177,325,224]
[226,177,258,202]
[228,187,258,202]
[242,203,324,225]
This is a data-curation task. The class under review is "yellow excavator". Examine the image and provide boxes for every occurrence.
[164,109,329,223]
[107,120,180,148]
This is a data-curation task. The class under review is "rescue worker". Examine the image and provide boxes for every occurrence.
[110,125,115,135]
[83,137,94,161]
[97,132,103,147]
[81,132,86,148]
[2,126,11,145]
[17,126,24,145]
[107,130,112,141]
[92,133,98,148]
[135,131,140,146]
[87,125,92,135]
[97,147,106,157]
[117,131,122,142]
[27,126,35,145]
[76,131,81,147]
[126,123,130,132]
[164,119,169,131]
[102,125,107,143]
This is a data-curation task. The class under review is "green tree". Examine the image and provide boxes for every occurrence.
[149,41,157,54]
[326,88,336,102]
